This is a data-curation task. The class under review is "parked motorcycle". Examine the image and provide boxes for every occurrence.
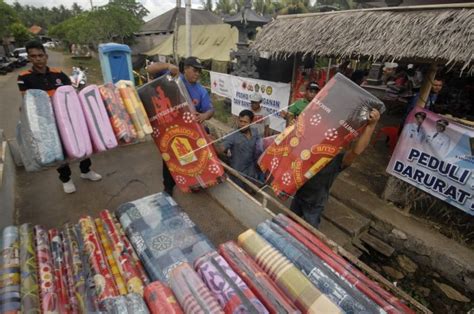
[70,66,87,90]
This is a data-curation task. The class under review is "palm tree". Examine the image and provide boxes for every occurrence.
[215,0,234,15]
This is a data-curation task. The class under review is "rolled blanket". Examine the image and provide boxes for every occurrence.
[95,218,127,295]
[48,228,71,313]
[169,263,223,314]
[257,221,384,314]
[218,241,300,314]
[34,225,59,313]
[99,210,145,295]
[273,214,414,314]
[78,216,119,302]
[62,223,86,313]
[19,224,40,314]
[237,229,341,314]
[194,251,268,314]
[0,226,21,314]
[143,282,183,314]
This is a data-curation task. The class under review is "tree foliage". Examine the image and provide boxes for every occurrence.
[201,0,213,11]
[0,0,18,39]
[49,3,142,47]
[108,0,149,21]
[9,22,32,46]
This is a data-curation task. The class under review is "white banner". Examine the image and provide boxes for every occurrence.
[210,72,290,132]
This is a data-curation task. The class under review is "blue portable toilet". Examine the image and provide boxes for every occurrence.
[99,43,134,85]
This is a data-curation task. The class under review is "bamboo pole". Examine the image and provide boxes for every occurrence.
[415,63,437,108]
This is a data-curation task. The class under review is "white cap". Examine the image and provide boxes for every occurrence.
[249,92,262,102]
[384,62,398,69]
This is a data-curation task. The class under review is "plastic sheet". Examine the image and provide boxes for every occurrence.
[95,218,127,295]
[143,282,183,314]
[137,75,225,192]
[48,228,71,313]
[100,293,149,314]
[62,223,86,313]
[52,85,93,159]
[99,210,145,296]
[116,80,152,139]
[257,221,384,314]
[78,85,118,152]
[169,263,223,314]
[218,241,300,314]
[273,214,415,314]
[16,122,42,172]
[194,251,268,314]
[0,226,21,314]
[116,193,214,283]
[98,83,138,145]
[78,216,119,302]
[259,73,385,198]
[19,89,64,168]
[34,225,59,313]
[19,224,40,314]
[237,229,341,314]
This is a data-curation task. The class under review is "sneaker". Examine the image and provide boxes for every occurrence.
[80,170,102,181]
[63,180,76,194]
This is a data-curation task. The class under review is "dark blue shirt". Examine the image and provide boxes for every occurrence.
[221,129,261,179]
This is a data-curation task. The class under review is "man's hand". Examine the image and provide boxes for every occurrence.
[193,112,207,123]
[168,64,179,76]
[367,109,381,126]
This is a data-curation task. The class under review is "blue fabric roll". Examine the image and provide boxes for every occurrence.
[256,221,385,314]
[116,193,215,283]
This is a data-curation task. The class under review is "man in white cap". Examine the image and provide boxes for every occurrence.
[249,92,271,137]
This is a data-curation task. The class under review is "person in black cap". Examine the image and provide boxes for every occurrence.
[286,81,320,126]
[146,56,215,195]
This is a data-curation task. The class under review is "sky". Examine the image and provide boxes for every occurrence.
[5,0,210,21]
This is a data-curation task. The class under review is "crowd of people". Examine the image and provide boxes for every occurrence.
[22,39,468,230]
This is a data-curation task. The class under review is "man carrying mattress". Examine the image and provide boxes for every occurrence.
[291,109,381,228]
[146,56,215,196]
[17,40,102,194]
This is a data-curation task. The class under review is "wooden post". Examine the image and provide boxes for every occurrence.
[415,63,437,108]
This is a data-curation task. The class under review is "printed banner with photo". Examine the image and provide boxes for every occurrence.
[387,108,474,215]
[210,71,290,132]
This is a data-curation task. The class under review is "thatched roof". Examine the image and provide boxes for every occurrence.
[252,4,474,72]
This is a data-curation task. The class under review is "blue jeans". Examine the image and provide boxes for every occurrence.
[290,195,327,228]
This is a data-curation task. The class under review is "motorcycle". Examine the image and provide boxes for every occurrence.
[70,66,87,90]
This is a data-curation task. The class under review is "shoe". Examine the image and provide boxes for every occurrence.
[80,170,102,181]
[63,180,76,194]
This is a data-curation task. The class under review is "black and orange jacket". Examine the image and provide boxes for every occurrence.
[17,67,71,96]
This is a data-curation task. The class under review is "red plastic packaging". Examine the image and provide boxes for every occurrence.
[259,73,385,199]
[138,75,226,192]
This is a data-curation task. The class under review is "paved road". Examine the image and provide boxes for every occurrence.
[1,50,245,246]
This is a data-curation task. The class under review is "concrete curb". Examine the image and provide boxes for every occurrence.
[0,132,16,230]
[331,176,474,292]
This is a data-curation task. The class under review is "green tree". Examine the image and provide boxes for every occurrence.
[71,2,83,16]
[278,0,311,14]
[9,22,32,46]
[254,0,276,15]
[108,0,149,21]
[0,0,18,39]
[201,0,213,11]
[215,0,234,15]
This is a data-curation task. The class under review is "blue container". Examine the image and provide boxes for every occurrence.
[98,43,134,85]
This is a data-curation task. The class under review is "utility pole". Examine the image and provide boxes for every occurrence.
[89,0,94,10]
[173,0,181,64]
[185,0,192,57]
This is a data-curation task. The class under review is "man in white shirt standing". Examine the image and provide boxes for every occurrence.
[249,92,271,138]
